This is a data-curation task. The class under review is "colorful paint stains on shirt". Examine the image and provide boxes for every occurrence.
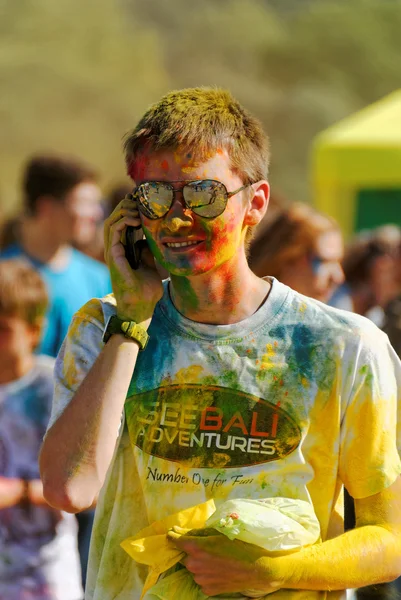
[49,279,401,600]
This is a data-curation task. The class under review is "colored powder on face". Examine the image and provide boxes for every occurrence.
[161,160,169,172]
[141,226,163,264]
[181,165,195,174]
[127,155,150,181]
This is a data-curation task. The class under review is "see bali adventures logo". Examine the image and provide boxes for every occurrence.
[125,384,301,468]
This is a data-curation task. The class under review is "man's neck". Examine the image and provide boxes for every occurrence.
[0,355,34,385]
[20,219,70,268]
[169,255,271,325]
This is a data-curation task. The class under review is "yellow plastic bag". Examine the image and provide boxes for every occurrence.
[143,568,209,600]
[121,497,320,600]
[121,500,216,599]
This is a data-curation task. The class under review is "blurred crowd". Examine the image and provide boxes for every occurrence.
[0,152,400,599]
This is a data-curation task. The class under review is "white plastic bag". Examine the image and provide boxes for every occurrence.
[206,497,320,551]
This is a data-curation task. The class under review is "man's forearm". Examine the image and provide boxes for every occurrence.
[261,525,401,591]
[40,334,140,513]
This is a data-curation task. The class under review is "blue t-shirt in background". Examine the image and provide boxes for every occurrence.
[1,245,111,357]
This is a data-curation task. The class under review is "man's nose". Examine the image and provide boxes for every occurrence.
[163,196,193,233]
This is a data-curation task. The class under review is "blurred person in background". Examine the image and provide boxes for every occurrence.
[0,154,112,593]
[67,182,133,264]
[248,202,345,303]
[0,259,82,600]
[0,215,21,251]
[75,182,134,265]
[0,153,111,356]
[383,234,401,358]
[104,182,132,218]
[330,225,401,327]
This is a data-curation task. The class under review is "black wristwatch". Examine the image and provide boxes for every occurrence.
[102,315,149,350]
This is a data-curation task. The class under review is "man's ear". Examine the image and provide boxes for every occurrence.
[243,181,270,227]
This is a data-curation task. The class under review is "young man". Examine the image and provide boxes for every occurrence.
[0,259,82,600]
[40,88,401,600]
[1,154,111,357]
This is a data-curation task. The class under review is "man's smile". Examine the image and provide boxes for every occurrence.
[162,237,206,251]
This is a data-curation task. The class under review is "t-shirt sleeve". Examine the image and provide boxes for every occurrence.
[46,298,109,431]
[339,327,401,499]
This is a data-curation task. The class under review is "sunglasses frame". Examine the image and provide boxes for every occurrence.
[131,179,250,220]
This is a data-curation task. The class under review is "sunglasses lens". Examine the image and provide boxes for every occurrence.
[138,182,173,219]
[184,180,227,217]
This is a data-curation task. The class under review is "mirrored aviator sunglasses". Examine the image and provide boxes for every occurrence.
[133,180,249,220]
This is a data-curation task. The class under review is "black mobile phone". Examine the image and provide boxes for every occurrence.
[125,225,168,278]
[125,226,144,270]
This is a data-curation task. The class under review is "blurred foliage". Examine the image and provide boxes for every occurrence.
[1,0,401,214]
[0,0,168,211]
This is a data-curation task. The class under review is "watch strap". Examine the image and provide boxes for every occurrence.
[103,315,149,350]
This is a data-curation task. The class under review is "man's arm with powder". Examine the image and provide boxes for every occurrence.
[40,332,141,513]
[40,194,163,513]
[172,476,401,595]
[260,475,401,591]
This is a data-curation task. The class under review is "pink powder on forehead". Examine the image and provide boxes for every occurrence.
[127,154,150,181]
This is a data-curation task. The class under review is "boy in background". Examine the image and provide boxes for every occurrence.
[0,259,82,600]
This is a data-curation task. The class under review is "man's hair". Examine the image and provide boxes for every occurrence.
[248,203,340,278]
[123,88,269,244]
[123,87,269,184]
[23,154,98,215]
[0,259,48,325]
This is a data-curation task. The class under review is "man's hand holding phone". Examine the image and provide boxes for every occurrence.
[104,194,163,327]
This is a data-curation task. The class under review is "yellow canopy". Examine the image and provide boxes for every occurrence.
[312,90,401,237]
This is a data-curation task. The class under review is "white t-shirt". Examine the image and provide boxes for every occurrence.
[49,279,401,600]
[0,355,82,600]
